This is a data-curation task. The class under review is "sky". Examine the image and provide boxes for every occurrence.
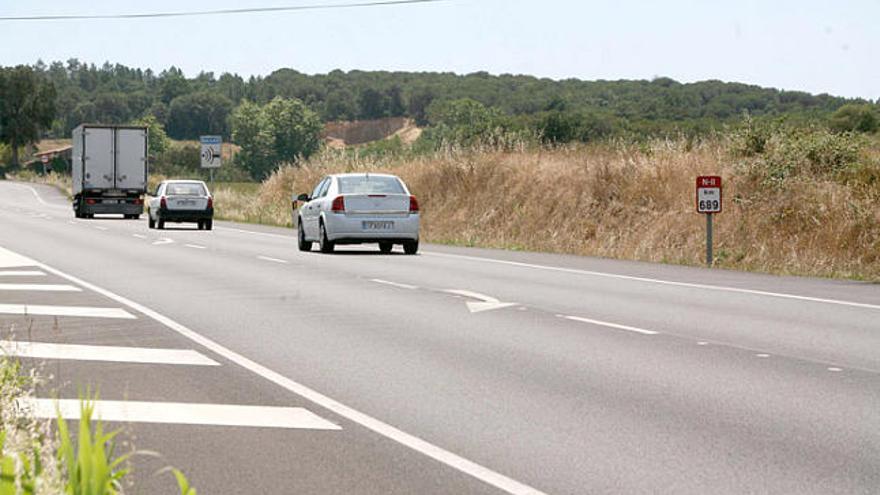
[0,0,876,100]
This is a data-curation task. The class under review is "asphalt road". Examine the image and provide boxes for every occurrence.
[0,180,877,494]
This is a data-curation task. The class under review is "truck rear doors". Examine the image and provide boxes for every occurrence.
[115,128,147,190]
[82,127,114,190]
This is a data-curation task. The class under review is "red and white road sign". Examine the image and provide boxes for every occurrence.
[696,176,722,213]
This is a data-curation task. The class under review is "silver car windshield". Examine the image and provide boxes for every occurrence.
[166,183,206,196]
[338,176,405,195]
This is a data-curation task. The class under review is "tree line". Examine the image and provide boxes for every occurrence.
[1,60,878,179]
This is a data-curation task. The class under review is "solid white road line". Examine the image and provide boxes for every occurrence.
[21,399,341,430]
[0,304,135,319]
[0,246,38,268]
[444,289,518,313]
[0,283,80,292]
[185,244,207,250]
[0,341,218,366]
[132,234,147,239]
[562,315,659,335]
[424,251,880,312]
[257,255,288,264]
[152,238,174,246]
[0,271,46,277]
[371,279,418,290]
[34,253,546,495]
[13,184,50,206]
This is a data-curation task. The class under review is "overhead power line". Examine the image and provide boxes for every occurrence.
[0,0,447,22]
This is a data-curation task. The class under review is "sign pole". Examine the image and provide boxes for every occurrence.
[209,168,214,186]
[706,212,713,267]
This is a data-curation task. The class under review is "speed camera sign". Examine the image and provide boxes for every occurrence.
[696,176,722,214]
[200,135,222,169]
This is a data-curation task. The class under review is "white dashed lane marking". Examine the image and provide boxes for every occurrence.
[0,341,218,366]
[0,283,81,292]
[132,234,147,239]
[0,271,46,277]
[560,315,658,335]
[257,255,288,264]
[22,399,341,430]
[0,303,135,319]
[185,244,207,250]
[371,279,417,290]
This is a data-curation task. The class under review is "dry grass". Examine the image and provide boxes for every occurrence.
[251,138,880,281]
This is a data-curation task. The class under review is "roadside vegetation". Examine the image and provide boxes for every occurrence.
[0,352,196,494]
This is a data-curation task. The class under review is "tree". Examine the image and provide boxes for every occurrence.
[133,114,169,158]
[424,98,501,146]
[829,104,878,133]
[0,66,56,167]
[166,91,233,139]
[230,97,322,180]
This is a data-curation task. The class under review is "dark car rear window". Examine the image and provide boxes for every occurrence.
[337,176,405,195]
[166,183,206,196]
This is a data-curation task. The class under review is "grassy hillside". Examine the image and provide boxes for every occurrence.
[218,129,880,281]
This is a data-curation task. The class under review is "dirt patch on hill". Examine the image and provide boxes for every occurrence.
[323,117,421,146]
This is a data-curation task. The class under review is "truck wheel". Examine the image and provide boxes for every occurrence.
[148,215,155,229]
[204,219,213,231]
[157,219,165,230]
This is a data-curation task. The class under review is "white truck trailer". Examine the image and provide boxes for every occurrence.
[71,124,148,219]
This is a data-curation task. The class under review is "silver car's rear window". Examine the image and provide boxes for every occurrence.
[166,183,206,196]
[337,176,405,195]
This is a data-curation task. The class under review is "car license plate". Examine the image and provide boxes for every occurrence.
[363,221,393,231]
[177,200,195,206]
[103,199,118,204]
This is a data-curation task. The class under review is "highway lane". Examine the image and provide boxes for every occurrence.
[0,181,878,494]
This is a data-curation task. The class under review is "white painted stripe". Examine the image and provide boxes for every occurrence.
[15,184,50,206]
[132,234,147,239]
[0,283,80,292]
[185,244,206,250]
[562,315,659,335]
[21,399,340,430]
[216,226,291,240]
[0,246,37,268]
[0,271,46,277]
[0,304,135,319]
[152,238,174,246]
[94,226,108,231]
[257,255,288,264]
[0,341,218,366]
[35,254,545,495]
[371,279,418,290]
[444,289,499,303]
[423,251,880,312]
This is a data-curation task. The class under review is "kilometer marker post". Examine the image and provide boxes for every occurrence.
[695,176,722,267]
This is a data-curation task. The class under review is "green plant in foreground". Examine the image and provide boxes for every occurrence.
[56,398,130,495]
[172,468,196,495]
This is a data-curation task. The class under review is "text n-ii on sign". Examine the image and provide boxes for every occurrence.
[696,176,722,267]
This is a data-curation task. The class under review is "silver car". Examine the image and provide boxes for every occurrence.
[147,180,214,230]
[296,173,420,254]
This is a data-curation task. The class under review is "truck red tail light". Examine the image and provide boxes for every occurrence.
[133,198,143,205]
[207,197,213,209]
[160,196,167,209]
[331,195,345,213]
[409,195,420,213]
[85,198,97,205]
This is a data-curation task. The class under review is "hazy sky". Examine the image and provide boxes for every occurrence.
[0,0,876,99]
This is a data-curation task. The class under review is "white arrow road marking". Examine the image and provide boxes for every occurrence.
[561,315,658,335]
[152,238,174,246]
[20,399,341,430]
[0,341,218,366]
[443,289,518,313]
[0,304,135,319]
[0,283,80,292]
[0,271,46,277]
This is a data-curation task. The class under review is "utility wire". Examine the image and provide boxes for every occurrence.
[0,0,447,22]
